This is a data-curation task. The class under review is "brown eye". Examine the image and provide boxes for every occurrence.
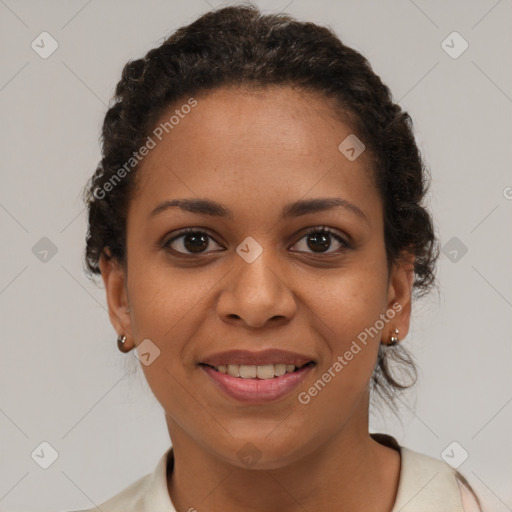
[290,227,350,255]
[163,229,223,255]
[162,226,350,257]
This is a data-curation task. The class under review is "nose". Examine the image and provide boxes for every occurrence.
[216,248,297,329]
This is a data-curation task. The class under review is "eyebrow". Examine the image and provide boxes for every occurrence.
[149,197,368,224]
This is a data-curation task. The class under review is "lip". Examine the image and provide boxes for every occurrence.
[200,362,315,404]
[199,349,315,367]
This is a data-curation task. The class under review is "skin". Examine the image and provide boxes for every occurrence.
[99,85,415,512]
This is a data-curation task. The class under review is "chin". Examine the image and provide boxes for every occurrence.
[218,436,309,470]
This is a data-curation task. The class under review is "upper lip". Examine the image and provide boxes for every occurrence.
[199,349,315,367]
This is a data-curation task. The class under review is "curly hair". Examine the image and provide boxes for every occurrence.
[82,3,440,411]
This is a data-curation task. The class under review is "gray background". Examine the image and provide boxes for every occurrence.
[1,0,511,510]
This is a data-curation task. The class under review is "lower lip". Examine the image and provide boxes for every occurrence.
[200,364,315,404]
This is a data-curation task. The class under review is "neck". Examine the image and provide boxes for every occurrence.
[166,414,400,512]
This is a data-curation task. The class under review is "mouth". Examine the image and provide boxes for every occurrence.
[199,361,315,379]
[199,361,316,404]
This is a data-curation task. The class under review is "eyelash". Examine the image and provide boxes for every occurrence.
[162,226,351,257]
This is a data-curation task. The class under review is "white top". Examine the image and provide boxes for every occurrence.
[70,434,482,511]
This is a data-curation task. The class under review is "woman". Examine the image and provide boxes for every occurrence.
[75,5,482,511]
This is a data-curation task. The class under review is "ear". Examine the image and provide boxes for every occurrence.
[99,249,133,348]
[384,251,415,344]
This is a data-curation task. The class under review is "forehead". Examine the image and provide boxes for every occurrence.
[129,86,380,227]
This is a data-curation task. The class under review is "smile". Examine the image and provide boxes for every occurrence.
[199,362,315,403]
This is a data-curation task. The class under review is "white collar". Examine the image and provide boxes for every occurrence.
[391,445,464,511]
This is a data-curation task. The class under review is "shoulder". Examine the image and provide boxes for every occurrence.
[65,472,152,512]
[391,443,482,512]
[65,447,175,512]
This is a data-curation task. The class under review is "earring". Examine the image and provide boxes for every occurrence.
[117,334,132,353]
[388,328,400,346]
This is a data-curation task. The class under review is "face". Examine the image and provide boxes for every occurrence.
[100,86,414,469]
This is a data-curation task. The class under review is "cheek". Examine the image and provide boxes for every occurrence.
[125,250,224,396]
[126,242,206,335]
[304,256,389,344]
[295,281,386,431]
[125,263,202,414]
[298,254,389,394]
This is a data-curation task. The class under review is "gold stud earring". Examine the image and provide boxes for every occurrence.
[117,334,132,353]
[388,328,400,346]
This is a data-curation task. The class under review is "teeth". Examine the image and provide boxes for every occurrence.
[256,365,274,379]
[274,364,287,376]
[240,365,257,378]
[214,363,301,379]
[227,364,240,377]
